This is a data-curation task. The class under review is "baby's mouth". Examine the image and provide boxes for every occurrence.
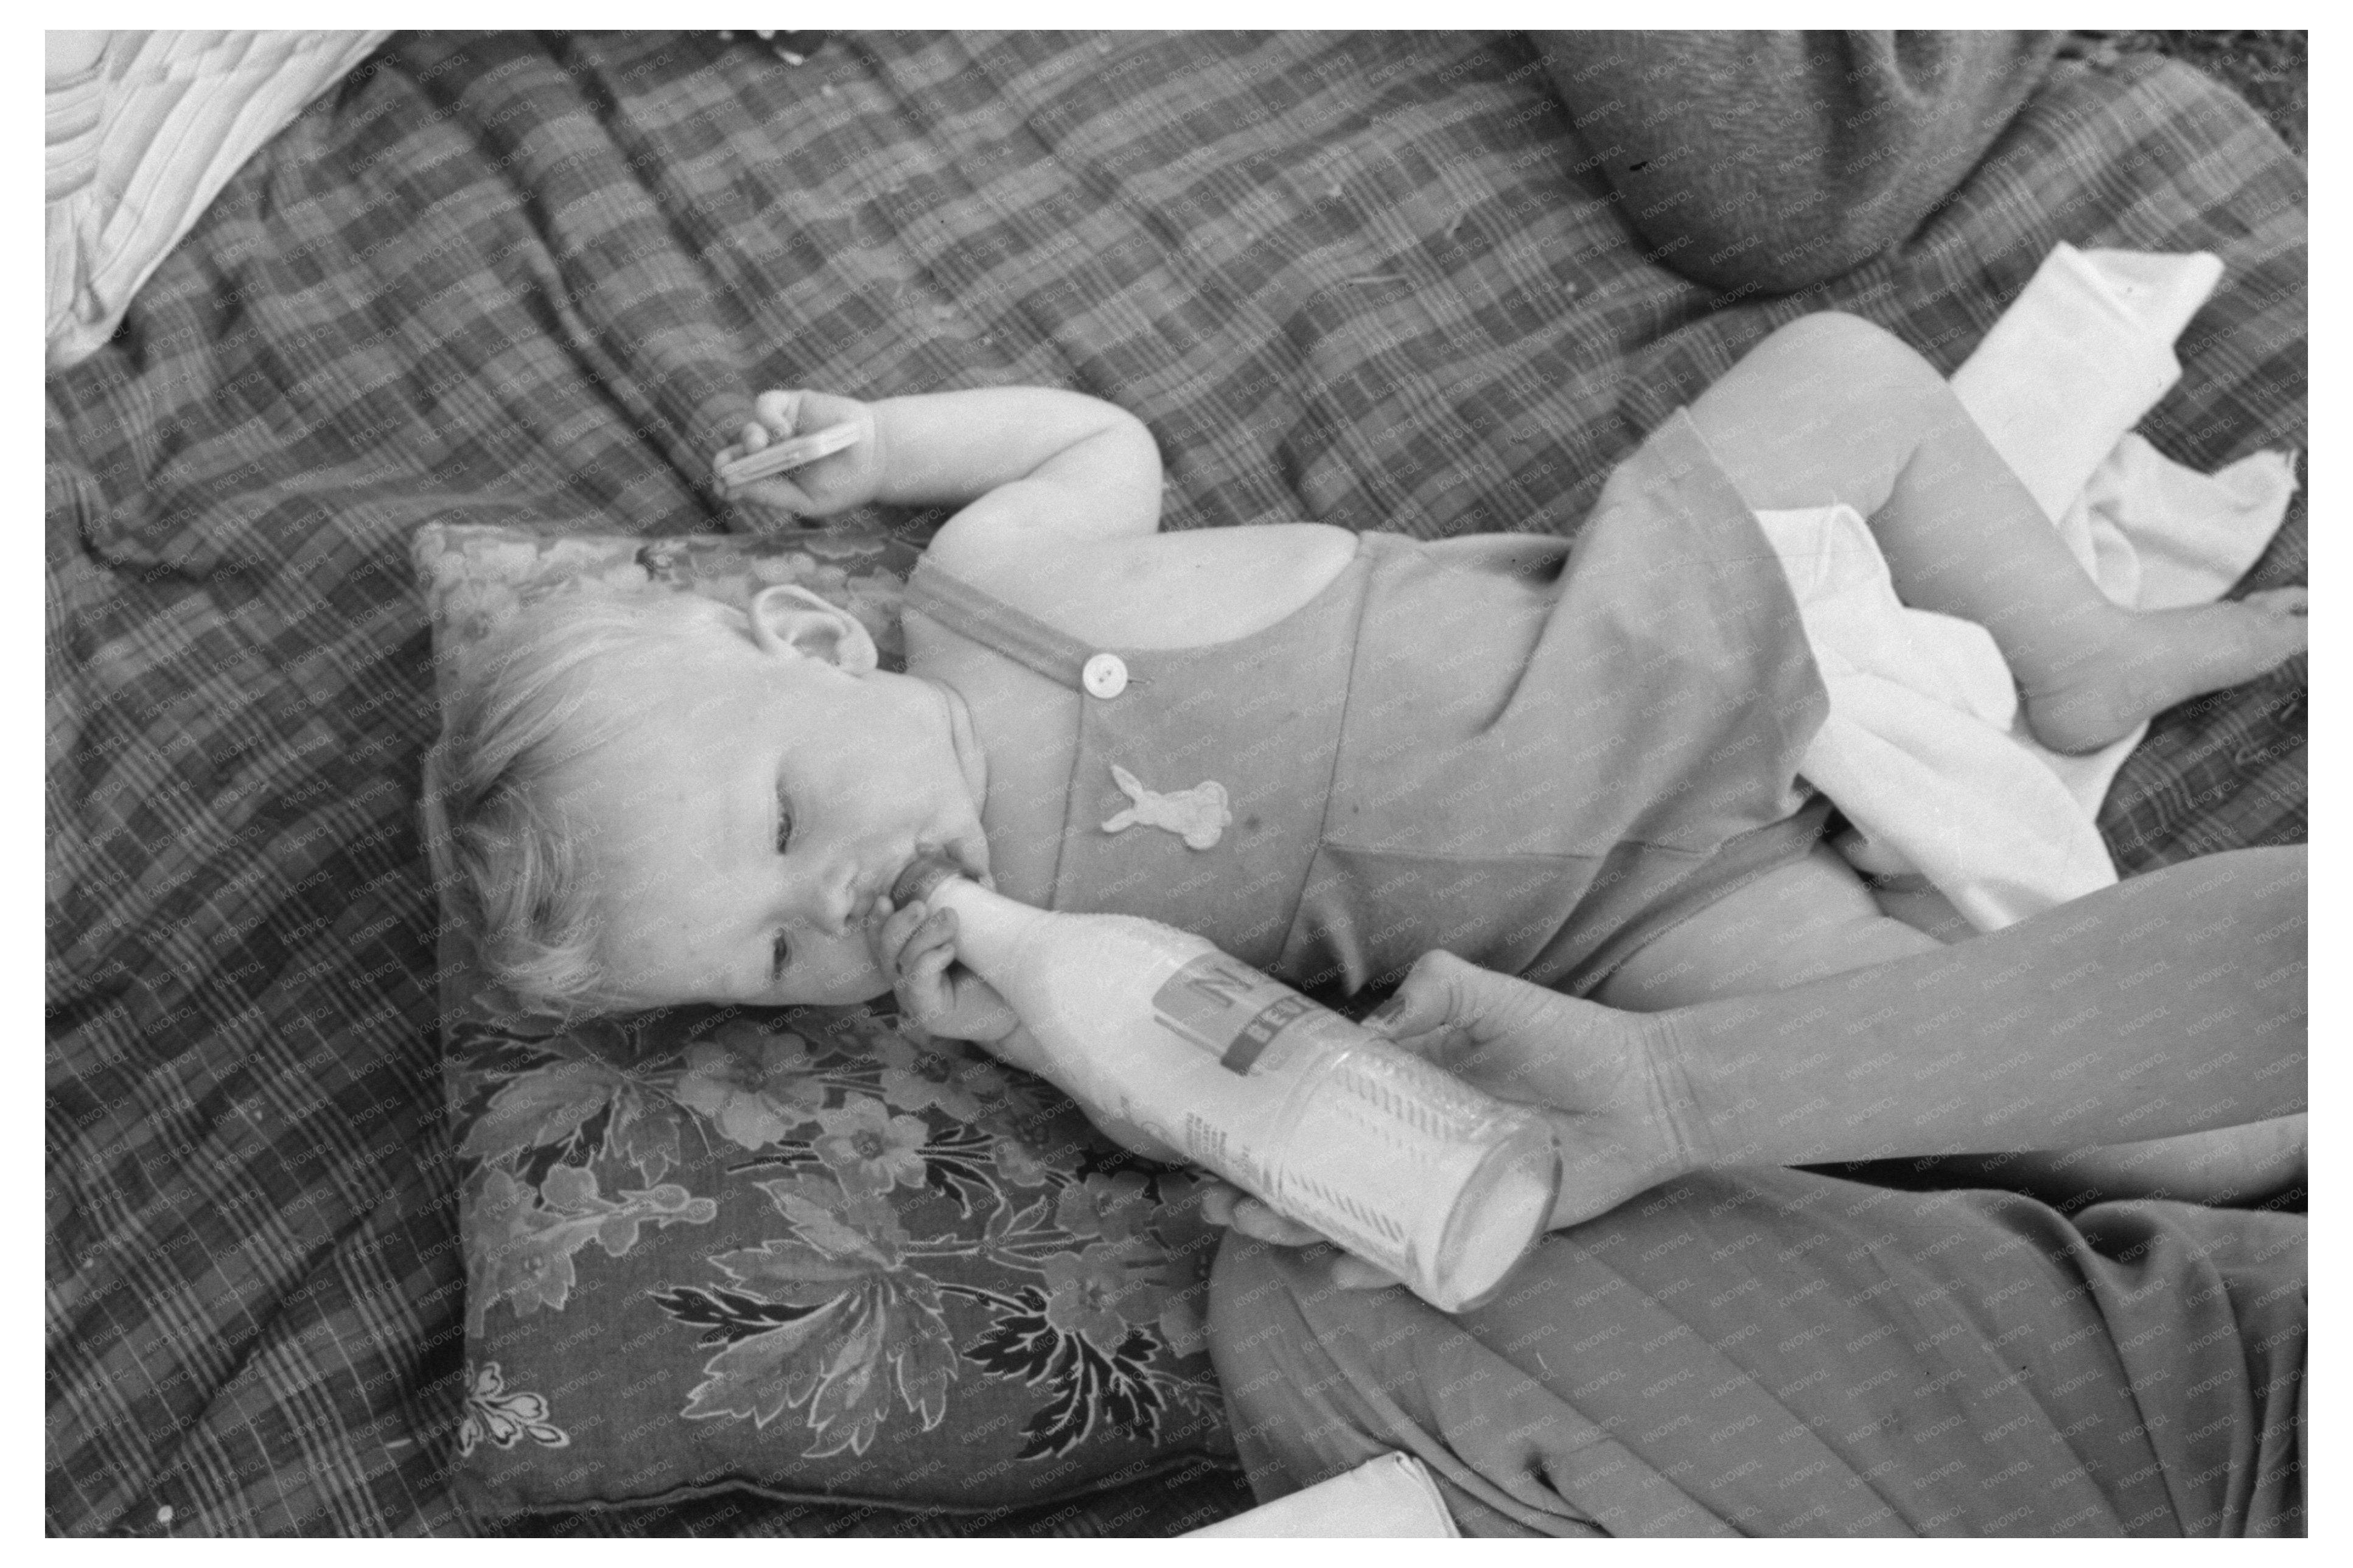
[942,832,991,888]
[857,841,986,927]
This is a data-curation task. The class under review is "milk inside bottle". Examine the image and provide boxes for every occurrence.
[892,855,1560,1312]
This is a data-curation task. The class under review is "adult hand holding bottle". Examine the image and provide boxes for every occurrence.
[874,860,1568,1311]
[1205,955,1693,1289]
[873,863,1693,1281]
[1361,952,1699,1229]
[1221,846,2307,1288]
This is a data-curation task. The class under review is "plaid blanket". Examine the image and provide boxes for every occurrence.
[45,31,2305,1537]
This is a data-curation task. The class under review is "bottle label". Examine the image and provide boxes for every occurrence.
[1150,952,1325,1076]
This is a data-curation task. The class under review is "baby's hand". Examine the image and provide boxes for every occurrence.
[871,896,1021,1045]
[875,896,1192,1166]
[715,389,883,517]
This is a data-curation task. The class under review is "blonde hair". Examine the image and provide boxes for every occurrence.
[430,590,744,1017]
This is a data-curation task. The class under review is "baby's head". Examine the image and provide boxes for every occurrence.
[433,583,988,1018]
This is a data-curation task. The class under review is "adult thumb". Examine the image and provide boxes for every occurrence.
[1365,950,1489,1046]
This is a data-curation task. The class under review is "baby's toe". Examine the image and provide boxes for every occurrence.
[2227,589,2309,672]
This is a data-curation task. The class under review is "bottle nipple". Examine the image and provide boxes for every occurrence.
[890,853,968,908]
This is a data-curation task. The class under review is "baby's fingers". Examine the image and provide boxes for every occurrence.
[1327,1256,1404,1292]
[1201,1186,1326,1247]
[871,900,948,972]
[753,388,802,436]
[1198,1187,1402,1291]
[900,907,960,974]
[870,902,920,967]
[895,938,959,1022]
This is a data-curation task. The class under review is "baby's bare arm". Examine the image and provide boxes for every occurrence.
[724,385,1164,545]
[866,386,1150,503]
[873,386,1165,549]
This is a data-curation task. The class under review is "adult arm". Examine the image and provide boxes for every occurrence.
[1531,31,2060,293]
[1365,846,2304,1232]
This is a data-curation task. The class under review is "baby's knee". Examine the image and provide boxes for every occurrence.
[1750,311,1939,406]
[1758,308,1902,360]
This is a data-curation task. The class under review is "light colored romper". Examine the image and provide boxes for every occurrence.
[903,409,1833,998]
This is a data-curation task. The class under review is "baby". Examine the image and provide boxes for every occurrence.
[436,313,2304,1100]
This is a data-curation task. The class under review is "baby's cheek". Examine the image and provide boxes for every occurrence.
[813,934,895,1005]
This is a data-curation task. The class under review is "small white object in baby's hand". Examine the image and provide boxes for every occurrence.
[716,422,862,487]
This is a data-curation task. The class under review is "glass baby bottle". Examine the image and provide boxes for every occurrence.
[891,855,1561,1312]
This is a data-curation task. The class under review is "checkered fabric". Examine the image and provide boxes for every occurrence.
[45,31,2304,1536]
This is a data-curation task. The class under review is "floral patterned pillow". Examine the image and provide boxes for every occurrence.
[412,522,1231,1519]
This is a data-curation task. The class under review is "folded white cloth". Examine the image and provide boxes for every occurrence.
[1763,243,2296,931]
[1185,1452,1458,1538]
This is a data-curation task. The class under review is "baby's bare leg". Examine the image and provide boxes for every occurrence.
[1596,845,1939,1012]
[1598,846,2304,1206]
[1687,313,2307,754]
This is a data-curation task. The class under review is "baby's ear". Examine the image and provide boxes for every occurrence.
[747,584,878,674]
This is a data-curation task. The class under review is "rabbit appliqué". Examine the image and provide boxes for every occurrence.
[1100,764,1232,851]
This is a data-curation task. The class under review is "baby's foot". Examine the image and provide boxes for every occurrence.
[2021,588,2307,755]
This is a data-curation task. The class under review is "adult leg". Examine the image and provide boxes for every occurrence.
[1687,312,2305,754]
[1211,1168,2305,1536]
[1531,33,2060,294]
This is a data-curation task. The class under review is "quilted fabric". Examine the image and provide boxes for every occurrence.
[46,30,2304,1536]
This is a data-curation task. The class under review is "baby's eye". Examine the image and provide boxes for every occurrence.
[771,930,792,981]
[775,785,795,855]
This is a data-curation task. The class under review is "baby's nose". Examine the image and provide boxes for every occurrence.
[814,869,861,936]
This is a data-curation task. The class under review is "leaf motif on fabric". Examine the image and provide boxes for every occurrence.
[459,1051,685,1186]
[912,1123,1006,1218]
[674,1298,849,1427]
[959,1283,1220,1461]
[752,1174,907,1270]
[455,1361,571,1457]
[802,1306,892,1456]
[665,1269,960,1454]
[887,1293,959,1432]
[610,1092,684,1185]
[707,1239,879,1305]
[649,1281,828,1346]
[464,1165,718,1332]
[960,1285,1067,1385]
